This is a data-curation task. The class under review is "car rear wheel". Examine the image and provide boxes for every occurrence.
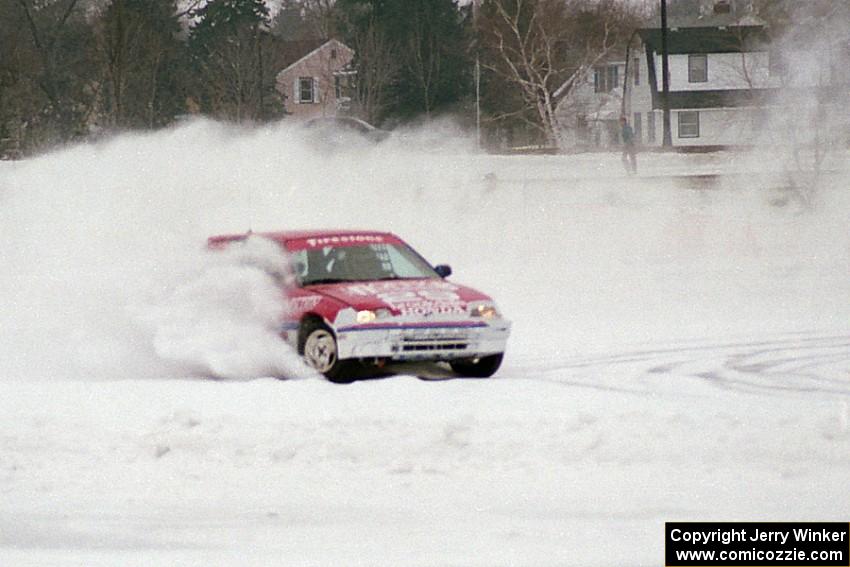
[450,353,504,378]
[299,320,356,383]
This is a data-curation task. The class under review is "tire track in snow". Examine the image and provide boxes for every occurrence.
[509,333,850,397]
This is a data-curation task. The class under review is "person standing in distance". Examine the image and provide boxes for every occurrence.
[620,115,637,174]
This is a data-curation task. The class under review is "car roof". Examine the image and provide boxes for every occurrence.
[208,229,398,246]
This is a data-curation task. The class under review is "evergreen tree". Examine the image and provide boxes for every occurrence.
[271,0,338,41]
[188,0,281,122]
[394,0,472,119]
[336,0,472,123]
[271,1,311,40]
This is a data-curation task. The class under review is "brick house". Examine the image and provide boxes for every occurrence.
[275,39,355,119]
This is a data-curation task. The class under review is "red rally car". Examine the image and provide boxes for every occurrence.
[209,230,511,382]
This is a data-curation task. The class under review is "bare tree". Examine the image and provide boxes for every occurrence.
[407,4,442,117]
[479,0,639,146]
[348,17,399,124]
[11,0,98,145]
[92,0,185,129]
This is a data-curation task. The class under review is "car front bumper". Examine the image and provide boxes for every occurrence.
[335,320,511,361]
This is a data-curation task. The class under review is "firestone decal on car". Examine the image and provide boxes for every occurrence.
[305,234,386,248]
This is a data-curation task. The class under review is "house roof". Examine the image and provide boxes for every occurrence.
[639,26,770,54]
[638,24,773,112]
[273,38,351,75]
[665,0,766,28]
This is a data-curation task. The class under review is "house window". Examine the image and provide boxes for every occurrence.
[594,65,619,93]
[331,49,337,59]
[647,111,656,143]
[633,57,640,86]
[298,77,315,103]
[688,54,708,83]
[678,111,700,138]
[633,112,642,142]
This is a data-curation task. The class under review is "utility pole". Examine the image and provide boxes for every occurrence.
[660,0,672,147]
[475,57,481,150]
[473,0,482,150]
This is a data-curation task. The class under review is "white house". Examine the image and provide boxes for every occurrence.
[556,0,850,149]
[554,58,631,149]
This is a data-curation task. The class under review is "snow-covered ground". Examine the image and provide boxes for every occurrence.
[2,120,849,566]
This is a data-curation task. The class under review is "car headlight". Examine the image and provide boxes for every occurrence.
[356,310,376,324]
[356,309,391,324]
[469,302,500,319]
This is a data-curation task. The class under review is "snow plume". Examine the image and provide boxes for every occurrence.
[1,115,849,381]
[746,3,850,206]
[0,121,325,382]
[135,236,313,380]
[0,118,479,382]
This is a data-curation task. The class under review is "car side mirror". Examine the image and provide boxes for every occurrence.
[434,264,452,278]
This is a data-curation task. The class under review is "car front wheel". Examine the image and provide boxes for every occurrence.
[299,320,356,383]
[450,353,504,378]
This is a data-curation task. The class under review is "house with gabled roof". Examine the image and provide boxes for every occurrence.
[274,38,355,119]
[632,22,773,148]
[557,0,850,150]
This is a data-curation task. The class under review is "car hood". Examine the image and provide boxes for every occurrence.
[305,279,493,316]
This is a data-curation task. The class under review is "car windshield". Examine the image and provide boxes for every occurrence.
[292,243,439,286]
